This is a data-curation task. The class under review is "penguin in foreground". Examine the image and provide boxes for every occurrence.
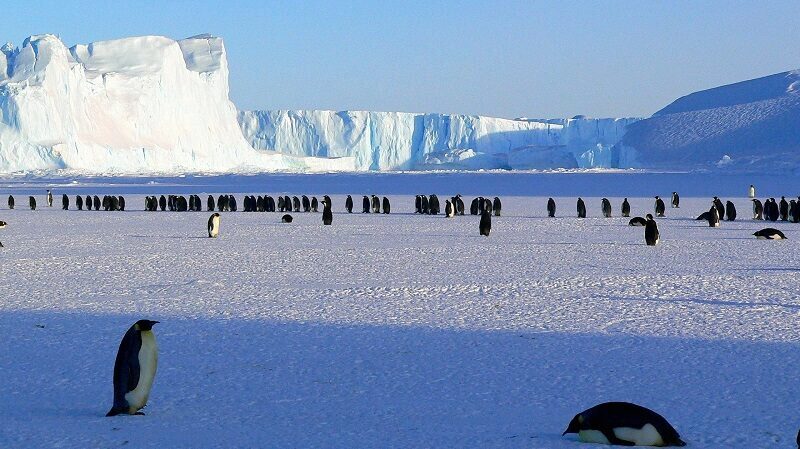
[479,210,491,236]
[322,199,333,225]
[208,213,220,238]
[753,228,787,240]
[654,196,666,217]
[645,214,660,246]
[445,199,455,218]
[0,220,6,247]
[547,198,556,217]
[671,192,679,208]
[106,320,159,416]
[708,206,720,227]
[281,214,293,223]
[576,198,586,218]
[563,402,686,447]
[621,198,630,217]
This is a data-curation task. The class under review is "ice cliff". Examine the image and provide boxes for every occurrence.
[238,110,639,170]
[0,34,354,173]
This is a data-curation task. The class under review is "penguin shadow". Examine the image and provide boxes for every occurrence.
[128,235,207,240]
[733,267,800,273]
[611,295,800,311]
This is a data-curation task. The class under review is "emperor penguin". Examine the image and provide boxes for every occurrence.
[362,196,370,213]
[493,197,501,216]
[753,228,787,240]
[791,200,800,223]
[92,195,100,211]
[695,211,712,221]
[445,199,455,218]
[207,195,215,212]
[208,213,221,238]
[429,195,440,215]
[228,196,238,212]
[563,402,686,447]
[621,198,630,217]
[322,200,333,225]
[708,205,720,227]
[547,198,556,217]
[712,197,725,219]
[470,197,479,215]
[371,195,380,213]
[749,184,755,198]
[76,195,84,211]
[725,201,736,221]
[479,210,492,236]
[302,195,310,212]
[576,198,586,218]
[47,190,53,207]
[654,196,666,217]
[645,214,660,245]
[752,199,764,220]
[671,191,679,208]
[7,195,14,210]
[62,194,69,210]
[779,196,789,221]
[106,320,159,416]
[345,195,353,213]
[415,195,422,214]
[119,196,126,212]
[29,196,36,210]
[601,198,612,218]
[483,198,492,215]
[456,195,465,215]
[281,214,293,223]
[311,197,319,213]
[382,197,391,214]
[0,220,6,247]
[629,216,647,226]
[292,196,300,212]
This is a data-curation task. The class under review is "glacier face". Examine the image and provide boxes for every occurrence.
[0,34,354,174]
[238,110,640,171]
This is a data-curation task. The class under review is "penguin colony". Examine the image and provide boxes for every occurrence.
[5,187,798,446]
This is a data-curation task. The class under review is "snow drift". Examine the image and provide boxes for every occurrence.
[0,34,354,174]
[617,70,800,172]
[238,110,639,171]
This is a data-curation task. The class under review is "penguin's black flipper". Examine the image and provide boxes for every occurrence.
[601,428,635,446]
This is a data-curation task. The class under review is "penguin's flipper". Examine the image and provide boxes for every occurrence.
[602,428,635,447]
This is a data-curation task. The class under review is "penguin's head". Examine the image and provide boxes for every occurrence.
[134,320,159,331]
[654,196,659,199]
[562,413,584,435]
[646,214,654,220]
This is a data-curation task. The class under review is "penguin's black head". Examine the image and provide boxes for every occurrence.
[134,320,159,331]
[646,214,654,220]
[563,414,582,435]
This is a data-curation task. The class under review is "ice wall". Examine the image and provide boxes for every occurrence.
[238,110,639,170]
[0,34,353,174]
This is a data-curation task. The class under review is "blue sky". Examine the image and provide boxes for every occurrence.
[4,0,797,118]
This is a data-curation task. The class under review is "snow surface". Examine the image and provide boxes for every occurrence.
[0,34,355,174]
[619,70,800,172]
[1,172,799,448]
[238,110,639,171]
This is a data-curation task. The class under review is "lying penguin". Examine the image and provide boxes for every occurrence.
[628,217,647,226]
[753,228,787,240]
[563,401,686,447]
[0,220,5,247]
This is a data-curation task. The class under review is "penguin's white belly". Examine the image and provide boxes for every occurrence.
[210,216,220,237]
[579,424,664,446]
[125,330,158,412]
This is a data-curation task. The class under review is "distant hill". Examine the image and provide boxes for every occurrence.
[618,70,800,172]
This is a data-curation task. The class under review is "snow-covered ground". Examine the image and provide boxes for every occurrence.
[1,172,799,448]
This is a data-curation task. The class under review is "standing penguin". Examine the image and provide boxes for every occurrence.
[645,214,660,246]
[456,196,465,215]
[493,197,501,216]
[86,195,92,211]
[768,198,779,221]
[302,195,310,212]
[322,199,333,225]
[712,197,725,219]
[791,200,800,223]
[654,196,666,217]
[725,201,737,221]
[749,184,755,198]
[479,210,491,236]
[601,198,612,218]
[621,198,631,217]
[29,196,36,210]
[752,199,764,220]
[445,199,455,218]
[208,213,221,238]
[47,190,53,207]
[119,196,126,211]
[470,198,479,215]
[106,320,159,416]
[76,195,84,211]
[345,195,353,213]
[779,196,789,221]
[671,192,680,208]
[709,205,720,227]
[7,195,14,210]
[563,402,685,447]
[207,195,215,212]
[311,197,319,213]
[547,198,556,217]
[382,197,391,214]
[576,198,586,218]
[415,195,422,214]
[62,194,69,210]
[362,196,370,213]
